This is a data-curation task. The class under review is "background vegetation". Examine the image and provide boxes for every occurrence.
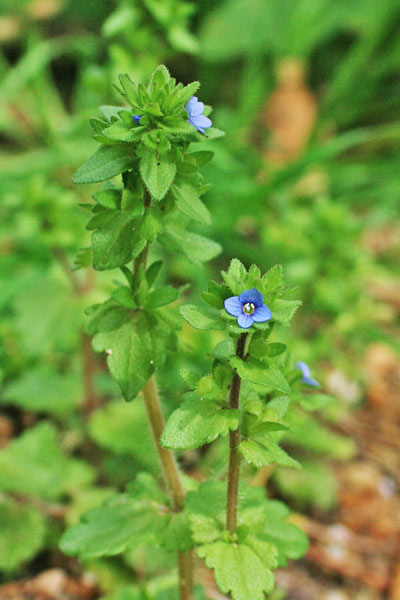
[0,1,399,598]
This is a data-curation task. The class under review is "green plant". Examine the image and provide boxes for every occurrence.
[58,66,342,600]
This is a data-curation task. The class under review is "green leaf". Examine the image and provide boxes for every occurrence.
[2,365,81,416]
[171,80,200,108]
[204,127,225,140]
[0,501,46,571]
[271,299,302,324]
[93,188,122,210]
[61,491,167,559]
[190,151,214,167]
[186,481,272,543]
[261,500,309,566]
[222,259,247,295]
[146,260,163,287]
[211,339,235,360]
[0,423,94,500]
[267,343,287,357]
[165,226,222,264]
[73,145,136,184]
[13,273,82,355]
[99,105,124,120]
[260,265,284,303]
[118,74,139,107]
[93,311,172,402]
[89,400,159,475]
[180,304,225,330]
[239,438,300,469]
[174,182,211,225]
[161,396,239,450]
[161,511,193,552]
[111,286,137,309]
[198,539,276,600]
[230,358,290,394]
[74,247,92,270]
[92,212,143,271]
[180,369,201,389]
[103,121,144,143]
[140,149,176,200]
[146,285,180,308]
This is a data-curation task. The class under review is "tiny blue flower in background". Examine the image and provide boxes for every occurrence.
[224,288,272,329]
[185,96,212,134]
[133,115,142,124]
[296,361,319,387]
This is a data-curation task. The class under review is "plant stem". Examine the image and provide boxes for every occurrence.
[226,332,247,533]
[134,203,193,599]
[142,376,185,509]
[142,376,193,600]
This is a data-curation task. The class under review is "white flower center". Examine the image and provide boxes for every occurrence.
[243,302,255,315]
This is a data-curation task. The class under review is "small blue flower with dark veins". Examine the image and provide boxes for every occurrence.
[133,115,142,124]
[296,361,319,387]
[224,288,272,329]
[185,96,212,134]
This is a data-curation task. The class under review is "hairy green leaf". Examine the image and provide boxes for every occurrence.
[140,149,176,200]
[174,182,211,225]
[73,144,136,184]
[0,501,46,571]
[164,226,222,264]
[198,539,276,600]
[261,500,309,566]
[61,493,166,559]
[161,396,239,450]
[92,212,142,271]
[180,304,225,330]
[0,423,94,500]
[239,438,300,469]
[93,311,173,401]
[230,357,290,394]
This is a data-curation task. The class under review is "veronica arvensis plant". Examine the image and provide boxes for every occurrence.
[60,65,223,600]
[61,66,326,600]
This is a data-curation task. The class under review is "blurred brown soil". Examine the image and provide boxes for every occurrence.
[0,569,98,600]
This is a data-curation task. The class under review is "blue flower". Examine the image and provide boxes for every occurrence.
[224,288,272,329]
[133,115,142,124]
[185,96,212,134]
[296,361,319,387]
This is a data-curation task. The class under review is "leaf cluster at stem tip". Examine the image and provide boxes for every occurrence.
[73,65,225,402]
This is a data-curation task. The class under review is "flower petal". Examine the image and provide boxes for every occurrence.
[185,97,198,113]
[252,304,272,323]
[237,313,254,329]
[296,361,319,386]
[191,114,212,129]
[224,296,242,317]
[296,361,311,378]
[239,288,263,307]
[191,101,205,117]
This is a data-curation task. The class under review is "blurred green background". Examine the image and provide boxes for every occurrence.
[0,1,399,599]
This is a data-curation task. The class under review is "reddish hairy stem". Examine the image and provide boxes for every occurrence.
[226,333,247,533]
